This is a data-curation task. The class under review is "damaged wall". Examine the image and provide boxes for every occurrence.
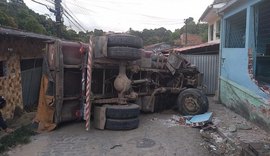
[0,53,23,119]
[0,36,49,119]
[219,0,270,131]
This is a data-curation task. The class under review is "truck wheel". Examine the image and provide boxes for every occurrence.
[105,104,140,119]
[107,34,143,48]
[193,89,209,112]
[105,118,139,130]
[107,47,141,60]
[177,88,208,115]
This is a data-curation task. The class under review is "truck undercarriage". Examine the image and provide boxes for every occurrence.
[35,34,208,131]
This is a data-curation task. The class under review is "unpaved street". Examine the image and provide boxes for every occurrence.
[7,112,209,156]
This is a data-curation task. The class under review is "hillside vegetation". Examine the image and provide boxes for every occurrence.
[0,0,207,45]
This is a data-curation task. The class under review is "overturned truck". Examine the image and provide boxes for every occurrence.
[36,34,208,131]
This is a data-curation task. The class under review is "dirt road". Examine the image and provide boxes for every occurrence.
[7,112,209,156]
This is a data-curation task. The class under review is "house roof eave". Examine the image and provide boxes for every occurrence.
[218,0,239,13]
[0,27,55,40]
[199,6,213,22]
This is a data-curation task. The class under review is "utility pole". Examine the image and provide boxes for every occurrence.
[184,19,188,46]
[55,0,62,37]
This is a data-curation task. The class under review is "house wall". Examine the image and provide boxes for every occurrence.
[0,37,45,119]
[0,53,23,119]
[219,0,270,130]
[180,34,203,46]
[207,16,220,42]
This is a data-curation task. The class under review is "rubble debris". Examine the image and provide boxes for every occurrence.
[200,127,241,155]
[236,123,252,130]
[241,142,270,156]
[150,115,181,128]
[110,144,122,149]
[185,112,213,127]
[228,125,237,133]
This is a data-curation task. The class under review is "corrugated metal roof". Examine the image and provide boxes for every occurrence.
[0,27,55,40]
[173,41,220,53]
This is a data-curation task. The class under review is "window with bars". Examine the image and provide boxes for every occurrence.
[256,0,270,55]
[225,10,247,48]
[255,0,270,80]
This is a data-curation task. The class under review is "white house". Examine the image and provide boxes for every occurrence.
[199,0,229,42]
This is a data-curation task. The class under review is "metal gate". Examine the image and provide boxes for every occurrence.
[183,54,219,95]
[21,67,42,110]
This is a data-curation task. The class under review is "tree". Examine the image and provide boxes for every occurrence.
[93,29,104,36]
[0,11,17,27]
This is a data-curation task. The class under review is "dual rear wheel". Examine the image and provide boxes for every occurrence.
[102,104,140,130]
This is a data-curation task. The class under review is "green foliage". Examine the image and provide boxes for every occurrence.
[129,19,208,46]
[0,125,36,154]
[0,0,90,42]
[93,29,104,36]
[0,10,17,27]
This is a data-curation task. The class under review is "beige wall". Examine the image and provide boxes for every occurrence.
[0,37,46,119]
[0,53,23,119]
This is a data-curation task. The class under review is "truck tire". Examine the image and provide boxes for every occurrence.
[107,47,141,60]
[105,104,140,119]
[107,34,143,48]
[105,118,139,130]
[193,89,209,112]
[177,88,208,115]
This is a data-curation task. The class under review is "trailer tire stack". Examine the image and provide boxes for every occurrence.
[104,104,140,130]
[106,34,143,60]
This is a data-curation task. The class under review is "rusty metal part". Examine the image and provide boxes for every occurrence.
[46,40,88,124]
[143,87,167,112]
[186,78,197,86]
[166,62,176,75]
[54,40,63,124]
[124,91,138,100]
[183,96,200,113]
[93,98,127,105]
[114,62,131,98]
[167,53,186,69]
[132,79,150,84]
[93,36,108,58]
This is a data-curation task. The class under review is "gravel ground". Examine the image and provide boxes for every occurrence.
[7,111,209,156]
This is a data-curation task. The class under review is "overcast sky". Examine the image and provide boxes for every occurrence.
[24,0,213,32]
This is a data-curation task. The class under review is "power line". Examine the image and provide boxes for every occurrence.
[66,1,183,23]
[62,3,85,30]
[44,0,54,5]
[31,0,54,11]
[62,8,86,32]
[63,13,81,31]
[64,1,96,14]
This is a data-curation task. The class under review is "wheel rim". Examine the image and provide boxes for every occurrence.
[183,95,200,114]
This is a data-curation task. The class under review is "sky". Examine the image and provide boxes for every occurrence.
[24,0,214,32]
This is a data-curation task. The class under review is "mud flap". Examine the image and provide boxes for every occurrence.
[34,75,56,132]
